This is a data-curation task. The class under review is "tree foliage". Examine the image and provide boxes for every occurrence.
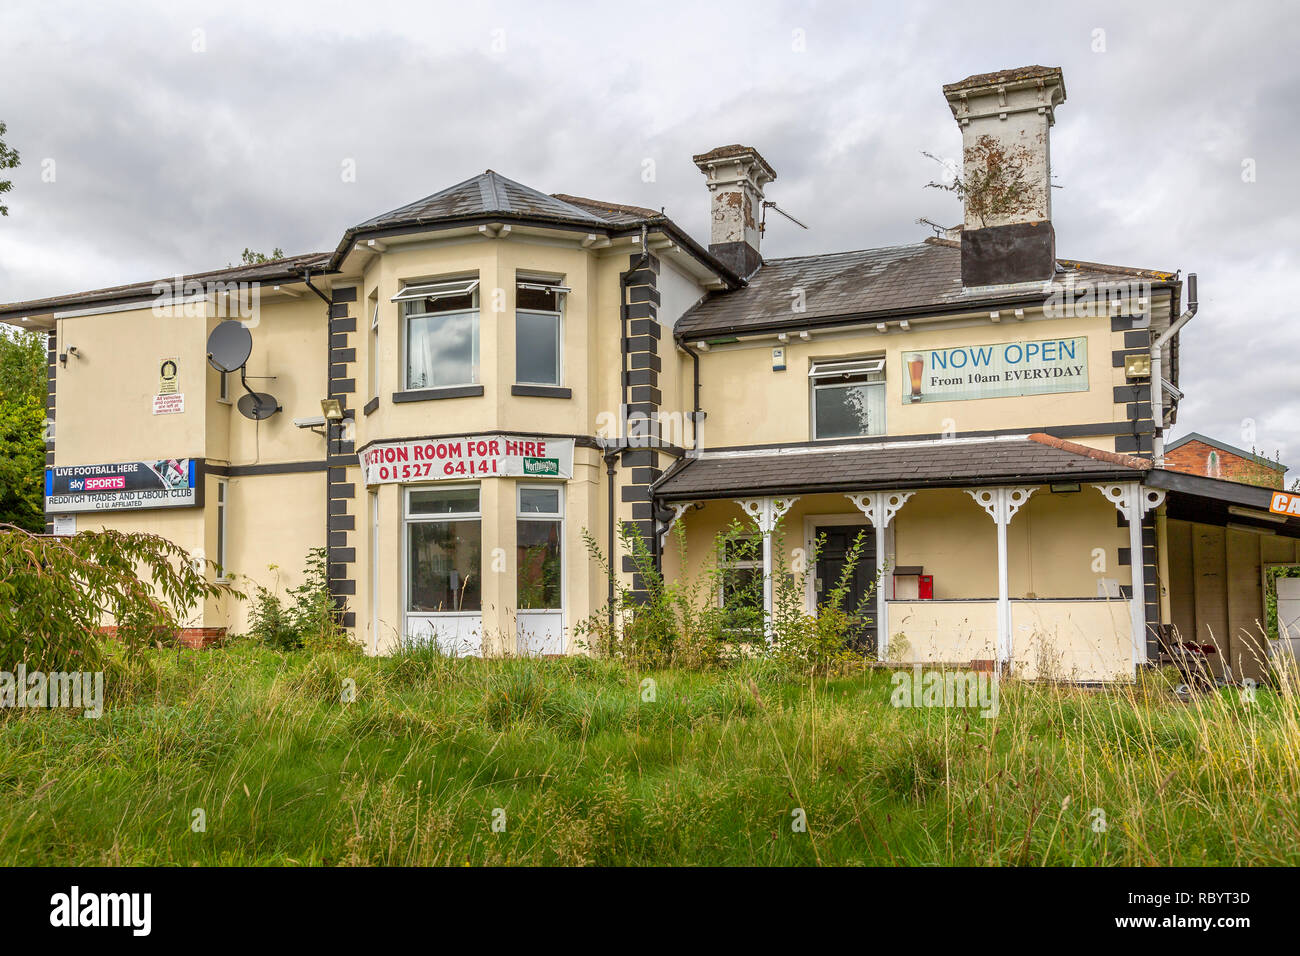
[238,247,284,266]
[0,525,242,672]
[0,399,46,531]
[0,120,18,217]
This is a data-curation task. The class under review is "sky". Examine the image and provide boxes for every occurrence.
[1,0,1296,475]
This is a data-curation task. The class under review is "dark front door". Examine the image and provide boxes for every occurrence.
[814,525,877,653]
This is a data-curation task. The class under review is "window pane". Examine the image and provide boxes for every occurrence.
[516,311,559,385]
[517,519,562,609]
[815,382,885,439]
[516,286,562,311]
[406,308,477,388]
[519,487,560,515]
[369,301,379,399]
[721,566,763,632]
[410,487,479,515]
[408,519,481,612]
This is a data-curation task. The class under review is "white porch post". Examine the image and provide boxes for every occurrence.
[965,487,1038,666]
[736,496,799,639]
[1092,482,1166,669]
[846,491,914,659]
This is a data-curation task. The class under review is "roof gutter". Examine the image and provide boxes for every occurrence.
[1151,273,1197,460]
[653,470,1143,502]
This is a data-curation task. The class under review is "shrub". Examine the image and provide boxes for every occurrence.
[0,523,240,672]
[247,548,354,653]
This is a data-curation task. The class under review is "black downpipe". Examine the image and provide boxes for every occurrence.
[301,270,335,600]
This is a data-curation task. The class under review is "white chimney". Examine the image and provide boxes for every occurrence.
[692,145,777,277]
[942,66,1067,286]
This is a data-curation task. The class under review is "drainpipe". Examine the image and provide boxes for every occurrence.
[679,340,704,451]
[1150,273,1197,461]
[605,449,618,629]
[301,269,336,598]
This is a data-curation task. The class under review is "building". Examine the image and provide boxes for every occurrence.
[4,65,1299,681]
[1163,433,1288,489]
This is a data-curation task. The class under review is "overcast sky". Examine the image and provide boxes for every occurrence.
[1,0,1296,475]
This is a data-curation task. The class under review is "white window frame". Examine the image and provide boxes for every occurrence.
[368,295,380,402]
[810,356,887,440]
[215,478,228,581]
[515,277,568,387]
[716,533,762,612]
[398,277,481,391]
[402,484,482,616]
[516,484,565,612]
[369,489,380,654]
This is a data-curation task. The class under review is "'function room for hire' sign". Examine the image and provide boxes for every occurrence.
[902,336,1089,404]
[361,436,576,485]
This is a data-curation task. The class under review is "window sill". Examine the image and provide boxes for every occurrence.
[511,384,571,399]
[392,385,484,403]
[363,396,379,416]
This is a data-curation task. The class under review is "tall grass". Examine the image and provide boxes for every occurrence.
[1,643,1297,866]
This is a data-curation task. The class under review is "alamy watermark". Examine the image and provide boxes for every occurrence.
[890,665,999,718]
[1042,277,1151,321]
[151,275,262,325]
[0,666,103,718]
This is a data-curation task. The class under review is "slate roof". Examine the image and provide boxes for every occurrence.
[356,171,644,231]
[0,173,702,320]
[0,251,333,319]
[653,433,1150,499]
[674,238,1178,339]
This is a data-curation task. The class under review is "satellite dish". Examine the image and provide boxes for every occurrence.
[237,392,280,421]
[207,320,253,373]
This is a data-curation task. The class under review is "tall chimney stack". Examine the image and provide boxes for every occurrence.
[943,66,1066,286]
[692,145,777,277]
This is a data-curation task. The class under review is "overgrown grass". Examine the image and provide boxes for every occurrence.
[2,643,1298,865]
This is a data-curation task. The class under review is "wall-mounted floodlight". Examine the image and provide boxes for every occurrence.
[321,398,344,422]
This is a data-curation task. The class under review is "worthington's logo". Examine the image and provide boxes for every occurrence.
[50,886,151,936]
[0,667,103,718]
[522,457,559,475]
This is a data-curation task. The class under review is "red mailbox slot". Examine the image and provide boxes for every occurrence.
[918,575,934,600]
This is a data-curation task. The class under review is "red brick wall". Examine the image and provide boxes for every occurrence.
[97,626,227,649]
[1163,440,1284,489]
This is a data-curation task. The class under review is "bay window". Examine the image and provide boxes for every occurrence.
[810,356,886,439]
[406,486,481,613]
[393,277,479,391]
[517,485,562,610]
[515,277,567,386]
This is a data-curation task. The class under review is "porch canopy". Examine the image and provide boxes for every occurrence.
[654,433,1163,678]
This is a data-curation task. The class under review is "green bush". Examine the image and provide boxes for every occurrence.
[0,524,239,672]
[247,547,354,653]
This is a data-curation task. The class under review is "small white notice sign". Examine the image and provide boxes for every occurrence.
[52,514,76,535]
[152,393,185,415]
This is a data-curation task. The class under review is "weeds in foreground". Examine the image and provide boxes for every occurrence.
[1,643,1297,866]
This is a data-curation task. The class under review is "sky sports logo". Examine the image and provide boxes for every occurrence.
[49,886,151,936]
[67,476,126,492]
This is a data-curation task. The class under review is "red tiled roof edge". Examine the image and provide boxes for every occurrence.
[1026,433,1151,471]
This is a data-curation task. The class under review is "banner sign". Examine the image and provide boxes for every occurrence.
[45,459,198,513]
[361,436,575,486]
[1270,491,1300,517]
[902,336,1088,404]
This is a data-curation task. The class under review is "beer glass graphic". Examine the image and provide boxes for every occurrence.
[907,355,924,403]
